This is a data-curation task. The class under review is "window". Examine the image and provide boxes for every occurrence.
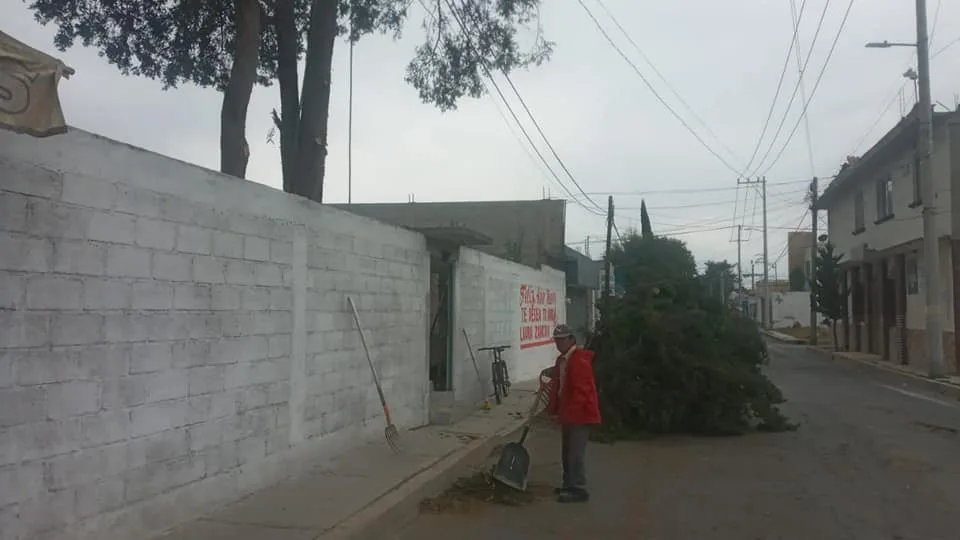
[854,189,865,232]
[875,175,894,221]
[911,157,922,206]
[906,255,919,295]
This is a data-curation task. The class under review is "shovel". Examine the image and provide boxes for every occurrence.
[491,389,545,491]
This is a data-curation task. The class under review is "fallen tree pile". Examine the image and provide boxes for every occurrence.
[591,230,795,439]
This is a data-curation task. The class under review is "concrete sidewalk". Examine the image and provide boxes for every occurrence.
[805,345,960,400]
[153,385,538,540]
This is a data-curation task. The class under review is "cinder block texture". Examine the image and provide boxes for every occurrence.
[451,247,566,403]
[0,129,430,540]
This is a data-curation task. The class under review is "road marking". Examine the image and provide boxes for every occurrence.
[877,384,956,408]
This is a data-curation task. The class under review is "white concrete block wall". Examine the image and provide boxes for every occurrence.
[451,248,565,404]
[0,128,429,540]
[769,291,825,329]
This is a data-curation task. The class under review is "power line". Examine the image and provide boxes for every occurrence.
[748,0,833,176]
[576,178,817,196]
[615,190,806,211]
[612,220,626,245]
[448,2,605,214]
[758,0,857,176]
[421,0,604,216]
[660,222,811,237]
[930,0,943,46]
[590,0,743,166]
[496,72,605,213]
[741,0,809,175]
[478,76,568,196]
[575,0,747,176]
[789,0,818,179]
[933,35,960,57]
[643,199,808,231]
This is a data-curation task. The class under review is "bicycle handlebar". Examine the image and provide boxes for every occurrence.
[477,345,512,352]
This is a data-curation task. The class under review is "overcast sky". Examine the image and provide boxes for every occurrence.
[5,0,960,279]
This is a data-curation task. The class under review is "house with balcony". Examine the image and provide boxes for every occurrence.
[815,105,960,372]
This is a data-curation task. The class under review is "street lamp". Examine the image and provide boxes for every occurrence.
[864,40,917,48]
[865,0,944,377]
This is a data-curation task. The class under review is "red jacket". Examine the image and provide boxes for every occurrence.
[547,347,602,425]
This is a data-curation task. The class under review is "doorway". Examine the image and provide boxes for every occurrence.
[429,250,454,391]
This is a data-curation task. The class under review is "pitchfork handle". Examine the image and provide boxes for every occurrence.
[348,297,390,414]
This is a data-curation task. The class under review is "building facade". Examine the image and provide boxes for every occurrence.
[787,231,815,290]
[331,199,602,418]
[333,199,567,269]
[816,106,960,372]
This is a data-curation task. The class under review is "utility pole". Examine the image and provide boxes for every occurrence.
[737,225,743,312]
[809,177,819,345]
[762,177,770,328]
[604,196,614,299]
[739,177,770,327]
[347,25,355,204]
[916,0,945,377]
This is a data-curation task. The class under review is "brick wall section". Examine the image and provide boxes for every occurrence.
[0,129,429,540]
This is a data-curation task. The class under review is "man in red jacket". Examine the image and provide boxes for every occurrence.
[546,324,601,503]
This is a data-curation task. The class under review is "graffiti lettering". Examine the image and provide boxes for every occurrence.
[519,284,558,349]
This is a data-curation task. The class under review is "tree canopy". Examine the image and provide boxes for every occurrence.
[702,260,738,303]
[812,241,848,350]
[639,199,653,239]
[610,232,697,301]
[28,0,553,200]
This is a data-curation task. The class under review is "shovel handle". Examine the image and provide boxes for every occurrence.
[517,424,531,445]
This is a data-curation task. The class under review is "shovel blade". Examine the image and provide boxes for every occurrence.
[491,442,530,492]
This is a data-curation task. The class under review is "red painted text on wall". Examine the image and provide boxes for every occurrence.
[519,284,557,349]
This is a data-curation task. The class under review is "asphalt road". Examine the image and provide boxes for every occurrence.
[389,342,960,540]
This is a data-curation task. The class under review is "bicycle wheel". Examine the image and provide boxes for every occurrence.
[499,361,510,397]
[491,362,503,405]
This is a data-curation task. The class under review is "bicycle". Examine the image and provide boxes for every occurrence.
[477,344,512,404]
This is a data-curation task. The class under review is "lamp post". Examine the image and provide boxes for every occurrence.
[865,0,945,377]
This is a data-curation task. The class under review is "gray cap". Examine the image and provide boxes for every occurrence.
[552,324,573,338]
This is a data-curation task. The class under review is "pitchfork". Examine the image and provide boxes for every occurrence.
[348,296,401,453]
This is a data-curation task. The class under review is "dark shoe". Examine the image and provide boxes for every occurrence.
[557,488,589,503]
[554,486,571,494]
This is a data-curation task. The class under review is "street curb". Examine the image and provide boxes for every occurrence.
[316,416,528,540]
[805,345,960,401]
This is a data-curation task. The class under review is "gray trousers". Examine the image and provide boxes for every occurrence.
[561,424,590,490]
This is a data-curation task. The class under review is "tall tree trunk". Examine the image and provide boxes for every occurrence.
[274,0,301,193]
[220,0,261,178]
[294,0,340,202]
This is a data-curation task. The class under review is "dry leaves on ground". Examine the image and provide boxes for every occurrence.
[419,472,553,514]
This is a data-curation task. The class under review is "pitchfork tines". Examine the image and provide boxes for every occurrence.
[385,424,402,453]
[349,295,403,454]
